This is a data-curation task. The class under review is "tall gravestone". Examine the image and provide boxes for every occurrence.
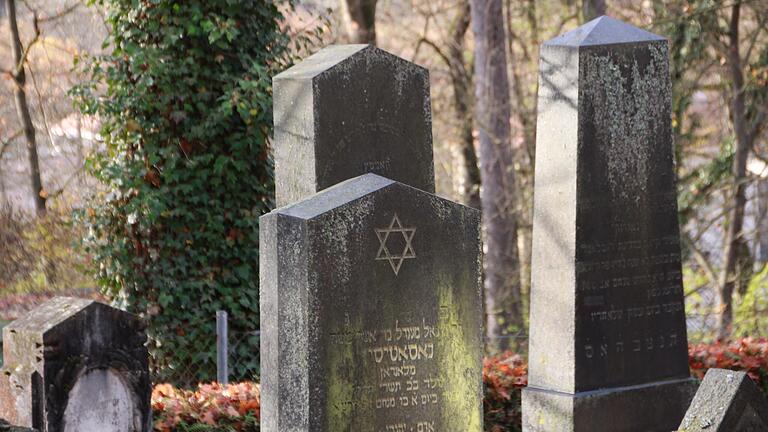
[522,16,697,431]
[260,174,483,431]
[0,297,151,432]
[273,44,434,207]
[678,369,768,432]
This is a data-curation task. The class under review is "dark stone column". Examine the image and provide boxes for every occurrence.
[523,16,697,432]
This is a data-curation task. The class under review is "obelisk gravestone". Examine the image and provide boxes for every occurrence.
[273,44,434,206]
[522,16,697,432]
[260,174,483,431]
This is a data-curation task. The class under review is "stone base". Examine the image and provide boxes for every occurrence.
[522,377,698,432]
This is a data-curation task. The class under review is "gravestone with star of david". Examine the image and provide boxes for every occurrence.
[260,173,483,432]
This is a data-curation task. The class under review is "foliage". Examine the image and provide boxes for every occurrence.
[12,332,768,429]
[0,205,93,295]
[70,0,296,384]
[483,352,527,432]
[733,266,768,338]
[152,340,768,431]
[153,382,260,432]
[689,337,768,394]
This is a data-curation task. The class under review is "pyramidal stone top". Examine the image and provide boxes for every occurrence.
[274,44,427,80]
[544,15,665,47]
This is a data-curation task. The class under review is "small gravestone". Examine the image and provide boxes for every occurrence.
[273,44,434,206]
[678,369,768,432]
[0,297,151,432]
[260,173,483,431]
[522,16,697,431]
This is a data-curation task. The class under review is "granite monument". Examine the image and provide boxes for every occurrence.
[273,44,435,206]
[522,16,697,431]
[260,174,482,431]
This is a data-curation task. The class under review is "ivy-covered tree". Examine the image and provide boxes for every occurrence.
[72,0,293,384]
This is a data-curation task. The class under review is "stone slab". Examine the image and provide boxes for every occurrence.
[678,369,768,432]
[0,297,150,432]
[273,44,435,206]
[260,173,482,431]
[525,16,692,432]
[523,377,698,432]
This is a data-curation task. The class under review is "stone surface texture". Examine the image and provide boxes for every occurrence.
[0,297,151,432]
[273,44,435,206]
[678,369,768,432]
[260,173,482,432]
[0,419,35,431]
[523,16,696,431]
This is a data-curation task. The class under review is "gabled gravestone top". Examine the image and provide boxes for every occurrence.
[522,16,697,432]
[678,369,768,432]
[273,44,435,206]
[0,297,151,432]
[260,173,483,431]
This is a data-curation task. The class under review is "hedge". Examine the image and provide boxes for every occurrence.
[152,338,768,432]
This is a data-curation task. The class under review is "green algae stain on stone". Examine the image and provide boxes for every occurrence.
[260,175,482,432]
[436,275,483,431]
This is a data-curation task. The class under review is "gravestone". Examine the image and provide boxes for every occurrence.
[678,369,768,432]
[273,44,435,206]
[0,297,151,432]
[522,16,697,431]
[260,173,483,431]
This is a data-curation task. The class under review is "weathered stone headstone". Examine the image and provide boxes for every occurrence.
[522,16,697,431]
[0,297,151,432]
[678,369,768,432]
[273,44,435,206]
[260,173,482,431]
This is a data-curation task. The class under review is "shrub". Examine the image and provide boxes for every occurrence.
[153,382,260,432]
[152,340,766,431]
[0,206,92,295]
[71,0,295,384]
[688,337,768,393]
[483,352,527,432]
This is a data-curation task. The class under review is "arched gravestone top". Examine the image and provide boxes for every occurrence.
[260,173,482,432]
[0,297,151,432]
[273,44,435,207]
[63,369,136,432]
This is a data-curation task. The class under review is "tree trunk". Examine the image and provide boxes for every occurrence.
[447,0,480,209]
[582,0,606,22]
[6,0,46,216]
[717,0,750,340]
[757,180,768,265]
[470,0,522,352]
[342,0,378,44]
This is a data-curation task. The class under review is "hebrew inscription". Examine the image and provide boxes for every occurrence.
[330,304,463,431]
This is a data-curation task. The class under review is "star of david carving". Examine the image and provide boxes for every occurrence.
[375,214,416,276]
